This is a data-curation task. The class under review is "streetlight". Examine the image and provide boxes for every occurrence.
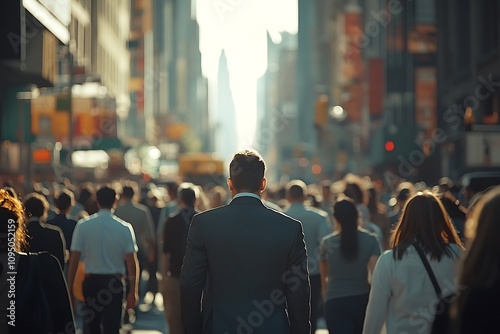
[330,105,347,122]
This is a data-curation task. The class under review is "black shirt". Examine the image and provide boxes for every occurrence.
[46,214,77,251]
[26,220,66,270]
[162,207,196,278]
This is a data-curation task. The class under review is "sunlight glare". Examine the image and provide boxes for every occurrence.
[196,0,298,161]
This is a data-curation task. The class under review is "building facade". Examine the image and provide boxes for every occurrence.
[437,0,500,179]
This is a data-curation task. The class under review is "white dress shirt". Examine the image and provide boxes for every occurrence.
[71,209,138,275]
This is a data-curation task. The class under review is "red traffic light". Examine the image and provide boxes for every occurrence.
[385,140,395,152]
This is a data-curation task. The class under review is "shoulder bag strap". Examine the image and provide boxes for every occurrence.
[412,242,443,298]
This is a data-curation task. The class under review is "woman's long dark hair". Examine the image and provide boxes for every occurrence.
[334,196,359,261]
[391,191,464,261]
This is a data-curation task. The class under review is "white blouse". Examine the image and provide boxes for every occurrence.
[363,244,463,334]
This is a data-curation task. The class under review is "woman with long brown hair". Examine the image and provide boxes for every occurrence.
[363,191,464,334]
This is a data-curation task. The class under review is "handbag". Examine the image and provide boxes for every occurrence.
[72,261,85,302]
[413,243,456,333]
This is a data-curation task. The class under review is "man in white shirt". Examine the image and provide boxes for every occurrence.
[68,185,139,334]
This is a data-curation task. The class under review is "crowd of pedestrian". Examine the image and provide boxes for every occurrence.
[1,149,499,334]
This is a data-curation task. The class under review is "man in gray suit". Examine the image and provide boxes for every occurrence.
[180,150,311,334]
[284,180,332,334]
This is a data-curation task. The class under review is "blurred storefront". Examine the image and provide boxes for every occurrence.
[0,0,70,184]
[1,0,131,185]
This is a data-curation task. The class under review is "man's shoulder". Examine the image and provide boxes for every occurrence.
[39,222,64,235]
[192,205,227,221]
[132,201,151,214]
[111,214,134,229]
[305,206,328,218]
[285,204,328,221]
[168,207,181,219]
[358,228,379,242]
[261,207,304,232]
[79,212,132,230]
[47,215,77,226]
[117,201,147,214]
[194,203,294,220]
[165,210,186,224]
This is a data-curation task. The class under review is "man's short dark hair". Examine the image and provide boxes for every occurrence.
[96,185,117,209]
[177,183,198,208]
[121,181,139,199]
[23,192,49,218]
[286,180,307,200]
[55,188,75,212]
[229,150,266,193]
[122,186,134,199]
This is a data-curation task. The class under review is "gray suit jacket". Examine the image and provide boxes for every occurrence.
[180,196,311,334]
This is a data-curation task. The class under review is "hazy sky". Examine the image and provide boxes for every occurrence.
[196,0,298,161]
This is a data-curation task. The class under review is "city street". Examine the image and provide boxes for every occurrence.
[124,274,328,334]
[129,294,328,334]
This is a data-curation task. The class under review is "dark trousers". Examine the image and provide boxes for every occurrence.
[82,274,125,334]
[310,274,322,334]
[146,255,158,298]
[325,293,369,334]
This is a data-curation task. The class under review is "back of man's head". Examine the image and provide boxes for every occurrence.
[166,181,179,200]
[23,192,49,219]
[229,150,266,193]
[177,183,197,208]
[286,180,307,201]
[121,181,139,200]
[96,185,117,209]
[55,188,75,213]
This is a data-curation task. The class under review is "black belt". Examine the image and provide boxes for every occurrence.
[85,273,122,278]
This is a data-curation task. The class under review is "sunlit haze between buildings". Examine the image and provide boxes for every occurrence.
[195,0,298,162]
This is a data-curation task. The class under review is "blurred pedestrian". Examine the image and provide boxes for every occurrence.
[363,191,464,334]
[144,188,164,304]
[432,186,500,333]
[1,189,75,334]
[387,181,416,230]
[24,192,66,269]
[180,150,310,334]
[320,196,381,334]
[68,185,139,334]
[77,183,98,216]
[319,179,334,218]
[161,182,198,334]
[157,182,179,249]
[344,176,384,249]
[46,188,78,259]
[437,177,467,242]
[367,185,390,250]
[114,181,155,293]
[208,185,227,209]
[284,179,331,334]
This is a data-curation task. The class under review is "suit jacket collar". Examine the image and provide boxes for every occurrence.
[229,195,264,206]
